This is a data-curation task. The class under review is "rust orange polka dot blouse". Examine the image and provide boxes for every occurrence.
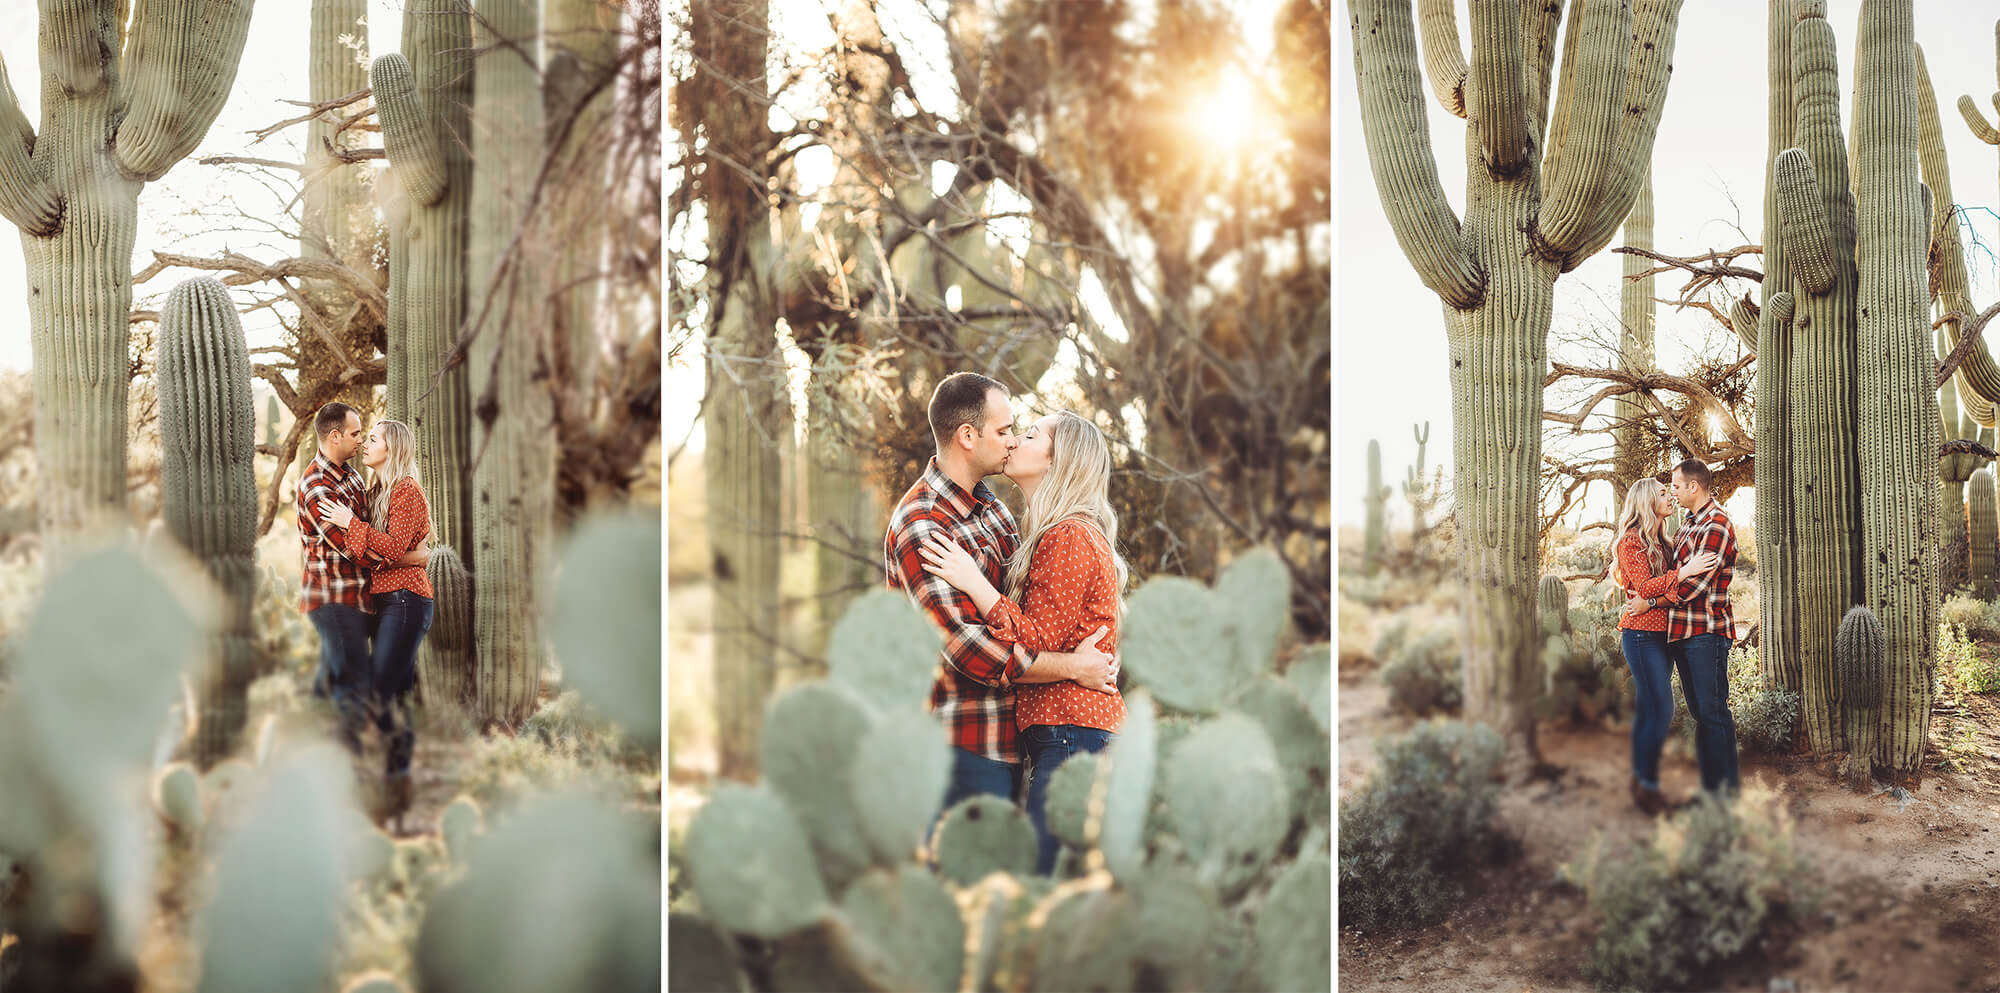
[983,517,1124,733]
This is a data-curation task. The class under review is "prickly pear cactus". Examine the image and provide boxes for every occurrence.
[667,912,747,993]
[828,589,944,712]
[1122,579,1248,713]
[549,514,661,740]
[154,762,202,835]
[830,864,964,992]
[849,707,951,865]
[933,795,1039,886]
[156,277,260,769]
[1162,712,1289,899]
[1042,752,1098,852]
[760,680,876,889]
[684,784,828,938]
[1287,643,1332,731]
[1256,853,1332,992]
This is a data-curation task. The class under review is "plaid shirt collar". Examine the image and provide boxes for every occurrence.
[311,450,355,484]
[922,457,997,521]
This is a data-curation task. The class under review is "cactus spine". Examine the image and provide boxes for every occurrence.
[1350,0,1687,757]
[1937,330,1979,594]
[1851,0,1936,785]
[157,278,259,768]
[373,1,475,565]
[1834,605,1885,786]
[1363,439,1387,574]
[2,0,254,544]
[468,0,554,727]
[420,545,476,715]
[1773,4,1865,757]
[1614,170,1656,495]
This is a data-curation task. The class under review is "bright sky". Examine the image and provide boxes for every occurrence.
[1336,2,2000,528]
[0,2,415,374]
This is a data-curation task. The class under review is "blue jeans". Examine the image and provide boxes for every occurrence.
[308,603,372,753]
[1022,724,1115,874]
[941,747,1022,810]
[1621,629,1674,790]
[1670,632,1740,793]
[370,590,433,780]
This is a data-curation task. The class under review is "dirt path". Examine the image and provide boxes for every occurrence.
[1338,677,2000,993]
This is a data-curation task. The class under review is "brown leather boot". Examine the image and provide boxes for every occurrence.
[1631,777,1668,816]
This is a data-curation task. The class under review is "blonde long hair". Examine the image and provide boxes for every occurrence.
[366,419,431,547]
[1005,411,1129,610]
[1610,477,1670,588]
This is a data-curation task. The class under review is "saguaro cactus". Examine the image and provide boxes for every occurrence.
[1402,421,1431,533]
[372,0,474,564]
[1349,0,1686,756]
[1917,44,1998,429]
[1772,4,1866,757]
[468,0,554,727]
[1969,468,1996,599]
[1756,0,1799,699]
[157,278,258,768]
[1835,605,1884,786]
[1937,331,1981,595]
[1851,0,1937,785]
[0,0,255,544]
[1614,171,1657,495]
[1362,440,1386,574]
[421,545,476,715]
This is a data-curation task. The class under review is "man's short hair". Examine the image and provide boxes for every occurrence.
[1673,458,1713,492]
[315,402,358,439]
[929,372,1007,448]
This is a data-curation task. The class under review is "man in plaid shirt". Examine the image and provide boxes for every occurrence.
[885,373,1117,811]
[1625,459,1740,796]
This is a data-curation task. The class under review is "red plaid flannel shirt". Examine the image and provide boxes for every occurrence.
[1662,499,1737,642]
[298,452,370,613]
[884,458,1036,764]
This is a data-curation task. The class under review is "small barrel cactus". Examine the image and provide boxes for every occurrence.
[1836,605,1885,785]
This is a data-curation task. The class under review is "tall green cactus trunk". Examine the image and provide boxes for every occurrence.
[157,278,258,768]
[292,0,376,444]
[1350,0,1687,760]
[698,0,782,781]
[1362,439,1386,574]
[1757,0,1799,700]
[4,0,254,549]
[1972,467,1998,599]
[1851,0,1937,787]
[373,0,474,565]
[545,0,621,447]
[468,0,553,728]
[1776,6,1866,759]
[1943,21,2000,410]
[1937,331,1977,595]
[1613,171,1656,496]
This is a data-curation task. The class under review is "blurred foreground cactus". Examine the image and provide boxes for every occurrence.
[1363,439,1387,573]
[674,548,1330,991]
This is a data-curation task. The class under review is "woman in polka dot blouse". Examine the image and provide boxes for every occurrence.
[321,418,436,817]
[922,409,1127,874]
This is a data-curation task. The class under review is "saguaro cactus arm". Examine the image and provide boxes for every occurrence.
[1544,0,1686,267]
[1920,44,2000,422]
[1960,19,2000,146]
[114,0,258,182]
[1773,149,1836,294]
[373,53,450,207]
[0,58,59,235]
[1414,0,1468,117]
[1534,0,1633,252]
[1468,1,1528,177]
[1349,0,1484,310]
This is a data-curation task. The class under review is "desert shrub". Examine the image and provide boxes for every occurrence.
[1338,720,1505,929]
[1380,623,1461,715]
[1547,532,1612,578]
[1939,623,2000,695]
[520,690,657,769]
[1939,593,2000,643]
[1561,786,1816,992]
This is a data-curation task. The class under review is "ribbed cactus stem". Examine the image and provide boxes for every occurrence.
[1834,605,1884,785]
[1403,421,1430,532]
[546,0,622,401]
[1614,170,1656,493]
[1927,38,2000,420]
[1536,575,1569,638]
[420,545,476,715]
[1756,0,1800,697]
[1971,468,1997,599]
[373,1,474,566]
[1363,440,1386,574]
[1781,4,1864,758]
[14,1,254,546]
[469,0,554,727]
[1937,331,1975,595]
[157,278,259,768]
[1852,0,1936,786]
[1351,0,1689,761]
